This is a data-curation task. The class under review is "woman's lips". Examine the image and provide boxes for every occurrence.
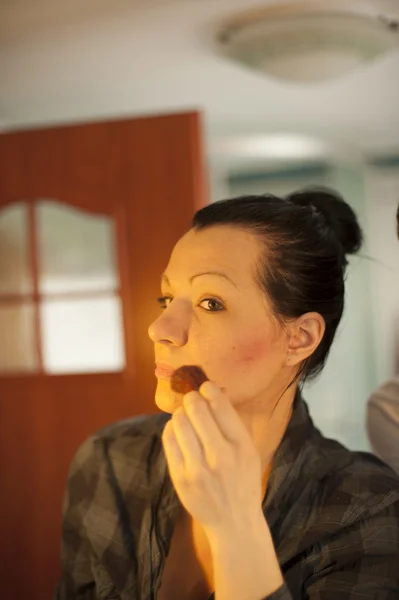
[155,363,175,379]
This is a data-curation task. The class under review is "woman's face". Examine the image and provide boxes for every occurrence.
[148,225,293,414]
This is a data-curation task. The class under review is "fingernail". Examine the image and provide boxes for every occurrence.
[199,381,220,399]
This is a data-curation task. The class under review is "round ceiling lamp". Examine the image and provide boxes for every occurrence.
[216,1,399,83]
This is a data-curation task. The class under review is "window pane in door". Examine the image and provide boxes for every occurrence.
[40,296,125,374]
[37,200,119,294]
[0,303,38,372]
[0,203,32,295]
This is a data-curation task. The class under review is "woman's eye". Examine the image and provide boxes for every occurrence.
[156,296,172,310]
[199,298,225,312]
[156,296,224,312]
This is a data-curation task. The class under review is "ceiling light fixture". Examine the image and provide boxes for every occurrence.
[216,0,399,83]
[213,134,331,160]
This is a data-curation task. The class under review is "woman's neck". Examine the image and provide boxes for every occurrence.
[235,383,297,473]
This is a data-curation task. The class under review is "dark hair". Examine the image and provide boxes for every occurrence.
[192,187,363,381]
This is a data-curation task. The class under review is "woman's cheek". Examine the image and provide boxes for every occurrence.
[230,333,274,368]
[202,335,273,391]
[195,323,279,388]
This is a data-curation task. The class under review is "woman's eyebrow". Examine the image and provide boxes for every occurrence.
[161,271,238,289]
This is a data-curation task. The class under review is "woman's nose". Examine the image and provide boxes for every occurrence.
[148,305,189,347]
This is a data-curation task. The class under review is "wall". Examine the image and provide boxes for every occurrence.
[226,163,329,198]
[364,164,399,384]
[303,163,375,451]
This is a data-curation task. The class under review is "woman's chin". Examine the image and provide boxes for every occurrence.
[154,381,182,414]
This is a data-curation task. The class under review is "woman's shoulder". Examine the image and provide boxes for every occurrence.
[288,398,399,521]
[94,411,170,442]
[68,412,170,476]
[279,431,399,593]
[308,434,399,529]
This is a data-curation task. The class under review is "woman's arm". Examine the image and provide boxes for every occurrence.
[162,380,293,600]
[207,497,399,600]
[208,516,290,600]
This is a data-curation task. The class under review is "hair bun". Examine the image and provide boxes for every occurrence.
[286,187,363,255]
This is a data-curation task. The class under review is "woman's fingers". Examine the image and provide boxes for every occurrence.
[169,407,204,469]
[199,381,252,447]
[183,391,228,463]
[162,419,185,472]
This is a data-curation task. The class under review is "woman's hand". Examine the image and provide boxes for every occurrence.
[162,381,286,599]
[162,381,264,535]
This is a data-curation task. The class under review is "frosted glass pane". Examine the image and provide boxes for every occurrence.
[40,296,125,374]
[37,201,119,294]
[0,303,37,372]
[0,203,32,295]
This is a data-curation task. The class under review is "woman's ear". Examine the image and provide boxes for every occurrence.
[285,312,325,367]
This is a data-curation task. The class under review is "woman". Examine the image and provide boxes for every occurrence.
[57,189,399,600]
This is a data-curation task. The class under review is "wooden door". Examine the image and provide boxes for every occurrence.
[0,112,207,599]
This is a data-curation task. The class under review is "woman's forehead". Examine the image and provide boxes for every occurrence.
[169,225,261,271]
[163,229,256,285]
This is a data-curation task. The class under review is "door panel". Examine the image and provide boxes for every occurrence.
[0,112,207,599]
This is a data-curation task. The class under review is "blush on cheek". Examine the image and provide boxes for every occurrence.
[231,335,273,367]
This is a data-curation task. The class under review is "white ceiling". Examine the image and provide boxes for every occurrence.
[1,0,399,168]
